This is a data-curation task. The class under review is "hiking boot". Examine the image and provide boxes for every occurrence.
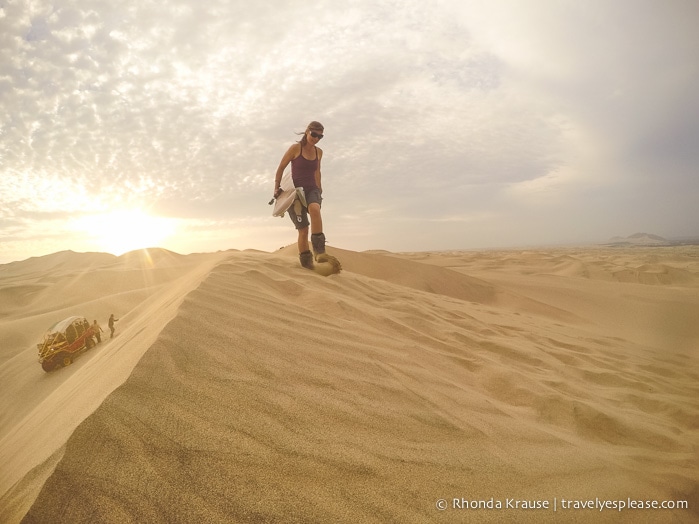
[299,250,314,269]
[311,232,326,258]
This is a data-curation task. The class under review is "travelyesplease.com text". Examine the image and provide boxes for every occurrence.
[435,497,688,513]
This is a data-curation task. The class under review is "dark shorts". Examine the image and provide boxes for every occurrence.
[288,188,322,230]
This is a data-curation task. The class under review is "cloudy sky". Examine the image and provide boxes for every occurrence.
[1,0,698,263]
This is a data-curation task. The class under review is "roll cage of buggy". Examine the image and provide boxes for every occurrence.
[37,316,96,372]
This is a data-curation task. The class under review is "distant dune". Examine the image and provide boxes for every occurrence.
[1,246,697,523]
[606,232,671,246]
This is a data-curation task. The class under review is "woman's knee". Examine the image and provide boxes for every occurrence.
[308,203,321,217]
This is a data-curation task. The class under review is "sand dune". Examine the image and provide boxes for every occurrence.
[0,248,230,521]
[2,247,698,522]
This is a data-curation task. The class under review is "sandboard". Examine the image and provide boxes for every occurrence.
[272,171,306,217]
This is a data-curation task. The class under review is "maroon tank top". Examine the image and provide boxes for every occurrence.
[291,146,319,192]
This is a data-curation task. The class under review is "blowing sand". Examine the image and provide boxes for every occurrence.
[1,246,697,523]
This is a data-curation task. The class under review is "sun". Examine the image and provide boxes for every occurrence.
[74,209,178,255]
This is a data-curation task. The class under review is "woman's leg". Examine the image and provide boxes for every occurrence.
[307,202,326,257]
[308,203,323,234]
[297,226,315,268]
[297,226,310,253]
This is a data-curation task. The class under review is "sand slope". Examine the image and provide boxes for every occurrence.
[2,247,698,523]
[0,249,230,522]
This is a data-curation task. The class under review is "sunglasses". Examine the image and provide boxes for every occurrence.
[309,131,324,139]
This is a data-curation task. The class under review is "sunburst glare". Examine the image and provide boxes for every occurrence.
[72,209,178,256]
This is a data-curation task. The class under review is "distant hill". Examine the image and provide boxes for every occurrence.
[606,233,670,246]
[0,250,117,275]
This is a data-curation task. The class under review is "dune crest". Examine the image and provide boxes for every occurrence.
[0,250,230,522]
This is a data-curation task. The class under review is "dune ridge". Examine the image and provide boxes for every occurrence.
[2,247,697,522]
[0,249,231,522]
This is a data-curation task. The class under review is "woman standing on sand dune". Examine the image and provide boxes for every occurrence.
[273,121,329,270]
